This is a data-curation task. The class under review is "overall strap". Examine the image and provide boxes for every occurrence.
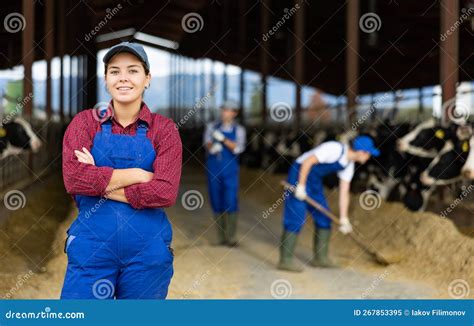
[336,142,348,169]
[100,120,112,135]
[136,121,148,138]
[216,121,236,134]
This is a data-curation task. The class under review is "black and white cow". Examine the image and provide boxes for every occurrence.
[0,117,42,159]
[357,120,411,199]
[397,118,449,158]
[357,118,467,211]
[398,121,471,211]
[420,125,472,186]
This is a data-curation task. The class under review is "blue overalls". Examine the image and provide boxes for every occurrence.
[206,122,239,214]
[61,120,174,299]
[283,143,347,233]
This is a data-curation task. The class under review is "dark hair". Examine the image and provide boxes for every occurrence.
[104,61,150,75]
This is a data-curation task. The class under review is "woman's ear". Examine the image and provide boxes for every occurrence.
[145,73,152,89]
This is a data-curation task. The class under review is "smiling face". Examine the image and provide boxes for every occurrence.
[104,52,151,105]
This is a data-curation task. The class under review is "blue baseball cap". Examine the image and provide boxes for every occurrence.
[103,42,150,71]
[352,135,380,157]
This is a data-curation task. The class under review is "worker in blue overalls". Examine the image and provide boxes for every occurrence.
[204,100,246,246]
[61,42,182,299]
[278,136,380,272]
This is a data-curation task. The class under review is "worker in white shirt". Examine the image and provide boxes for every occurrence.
[278,135,380,272]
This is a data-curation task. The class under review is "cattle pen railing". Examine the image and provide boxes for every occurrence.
[0,119,65,192]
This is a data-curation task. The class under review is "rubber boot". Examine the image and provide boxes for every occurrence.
[277,231,303,272]
[226,212,238,247]
[310,228,338,268]
[214,214,227,245]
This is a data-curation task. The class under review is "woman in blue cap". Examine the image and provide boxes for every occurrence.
[61,42,182,299]
[278,135,380,272]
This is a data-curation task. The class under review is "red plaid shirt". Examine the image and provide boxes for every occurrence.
[62,103,182,209]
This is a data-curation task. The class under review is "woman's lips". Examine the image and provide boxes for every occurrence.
[116,87,133,92]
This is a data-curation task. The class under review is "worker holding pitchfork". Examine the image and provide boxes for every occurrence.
[278,135,380,272]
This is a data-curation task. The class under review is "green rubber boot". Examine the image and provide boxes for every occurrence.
[277,231,304,272]
[310,228,338,268]
[226,212,238,247]
[214,214,227,245]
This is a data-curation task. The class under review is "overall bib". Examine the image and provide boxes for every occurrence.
[206,123,239,214]
[283,143,347,233]
[61,121,174,299]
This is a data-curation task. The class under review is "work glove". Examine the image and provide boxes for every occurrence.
[212,130,225,142]
[209,142,223,154]
[294,184,307,201]
[339,216,353,234]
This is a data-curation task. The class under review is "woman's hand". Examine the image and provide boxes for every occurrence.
[136,168,154,183]
[74,147,95,166]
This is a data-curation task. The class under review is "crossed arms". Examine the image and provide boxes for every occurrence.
[62,113,182,209]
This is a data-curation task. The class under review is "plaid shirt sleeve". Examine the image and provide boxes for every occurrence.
[62,111,114,196]
[124,117,182,209]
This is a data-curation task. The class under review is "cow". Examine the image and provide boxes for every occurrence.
[356,120,411,199]
[400,122,472,211]
[397,118,449,158]
[0,117,42,159]
[420,125,472,186]
[360,118,465,211]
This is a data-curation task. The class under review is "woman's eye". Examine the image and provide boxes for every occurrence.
[110,71,119,75]
[129,69,138,73]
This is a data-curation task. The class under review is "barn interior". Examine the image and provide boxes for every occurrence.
[0,0,473,299]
